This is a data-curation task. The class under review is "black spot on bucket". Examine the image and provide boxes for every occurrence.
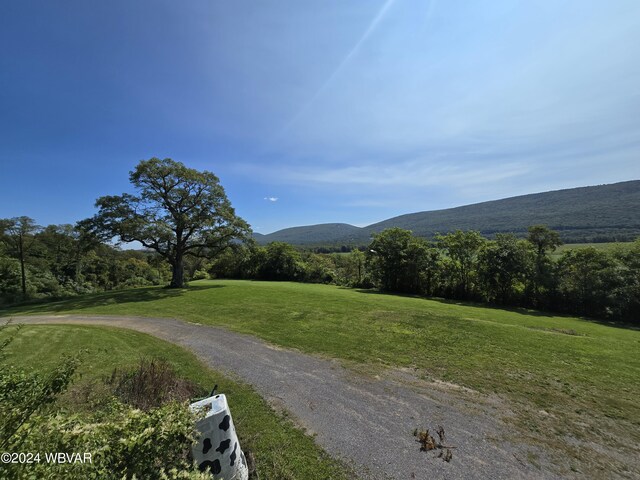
[216,439,231,454]
[198,459,221,475]
[218,414,230,431]
[230,442,237,466]
[203,438,212,455]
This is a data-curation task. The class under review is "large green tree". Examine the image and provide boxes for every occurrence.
[0,216,40,296]
[557,247,621,317]
[437,230,486,298]
[90,158,250,288]
[478,234,534,304]
[366,228,433,294]
[526,225,562,305]
[36,223,99,284]
[258,242,304,281]
[527,224,562,258]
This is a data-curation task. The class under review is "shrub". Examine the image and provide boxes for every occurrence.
[190,270,210,281]
[106,358,201,411]
[0,323,209,479]
[8,401,209,480]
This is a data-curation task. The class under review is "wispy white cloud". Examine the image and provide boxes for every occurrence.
[263,1,640,166]
[271,160,530,189]
[213,1,640,227]
[276,0,399,140]
[263,196,279,202]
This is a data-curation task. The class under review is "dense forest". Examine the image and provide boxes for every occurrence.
[0,217,171,304]
[2,217,637,323]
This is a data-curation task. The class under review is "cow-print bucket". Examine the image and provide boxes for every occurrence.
[190,394,249,479]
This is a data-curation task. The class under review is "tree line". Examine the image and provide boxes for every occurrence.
[2,218,638,323]
[209,227,639,323]
[2,219,638,323]
[1,158,638,323]
[0,217,172,304]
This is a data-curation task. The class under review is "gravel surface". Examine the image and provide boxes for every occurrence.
[11,315,560,480]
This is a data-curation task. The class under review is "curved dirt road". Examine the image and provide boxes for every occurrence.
[11,315,558,480]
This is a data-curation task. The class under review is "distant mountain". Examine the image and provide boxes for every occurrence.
[253,223,363,245]
[253,180,640,245]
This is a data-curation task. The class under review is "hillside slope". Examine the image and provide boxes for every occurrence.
[255,180,640,245]
[365,180,640,241]
[253,223,363,245]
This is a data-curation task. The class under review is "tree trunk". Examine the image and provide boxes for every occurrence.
[170,255,185,288]
[75,243,82,283]
[18,234,26,296]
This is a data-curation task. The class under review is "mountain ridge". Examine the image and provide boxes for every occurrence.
[253,180,640,245]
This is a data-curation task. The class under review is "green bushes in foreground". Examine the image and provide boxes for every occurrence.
[4,401,208,480]
[0,322,208,480]
[0,324,352,480]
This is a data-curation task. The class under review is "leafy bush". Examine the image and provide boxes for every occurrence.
[0,322,209,479]
[106,358,201,411]
[12,401,209,480]
[258,242,306,281]
[190,270,210,281]
[301,253,334,284]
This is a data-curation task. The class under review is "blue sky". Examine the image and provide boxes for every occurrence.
[1,0,639,233]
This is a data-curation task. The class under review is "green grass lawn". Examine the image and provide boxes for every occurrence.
[3,279,640,473]
[0,323,351,480]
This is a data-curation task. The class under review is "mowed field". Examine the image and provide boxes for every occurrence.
[3,279,639,474]
[550,241,635,259]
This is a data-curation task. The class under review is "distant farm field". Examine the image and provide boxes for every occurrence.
[550,241,635,259]
[3,280,639,473]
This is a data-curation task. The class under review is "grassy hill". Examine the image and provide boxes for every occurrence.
[254,180,640,245]
[3,279,638,477]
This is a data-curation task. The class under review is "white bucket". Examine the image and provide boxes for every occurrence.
[190,394,249,479]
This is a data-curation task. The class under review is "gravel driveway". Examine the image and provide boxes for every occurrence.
[11,315,559,480]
